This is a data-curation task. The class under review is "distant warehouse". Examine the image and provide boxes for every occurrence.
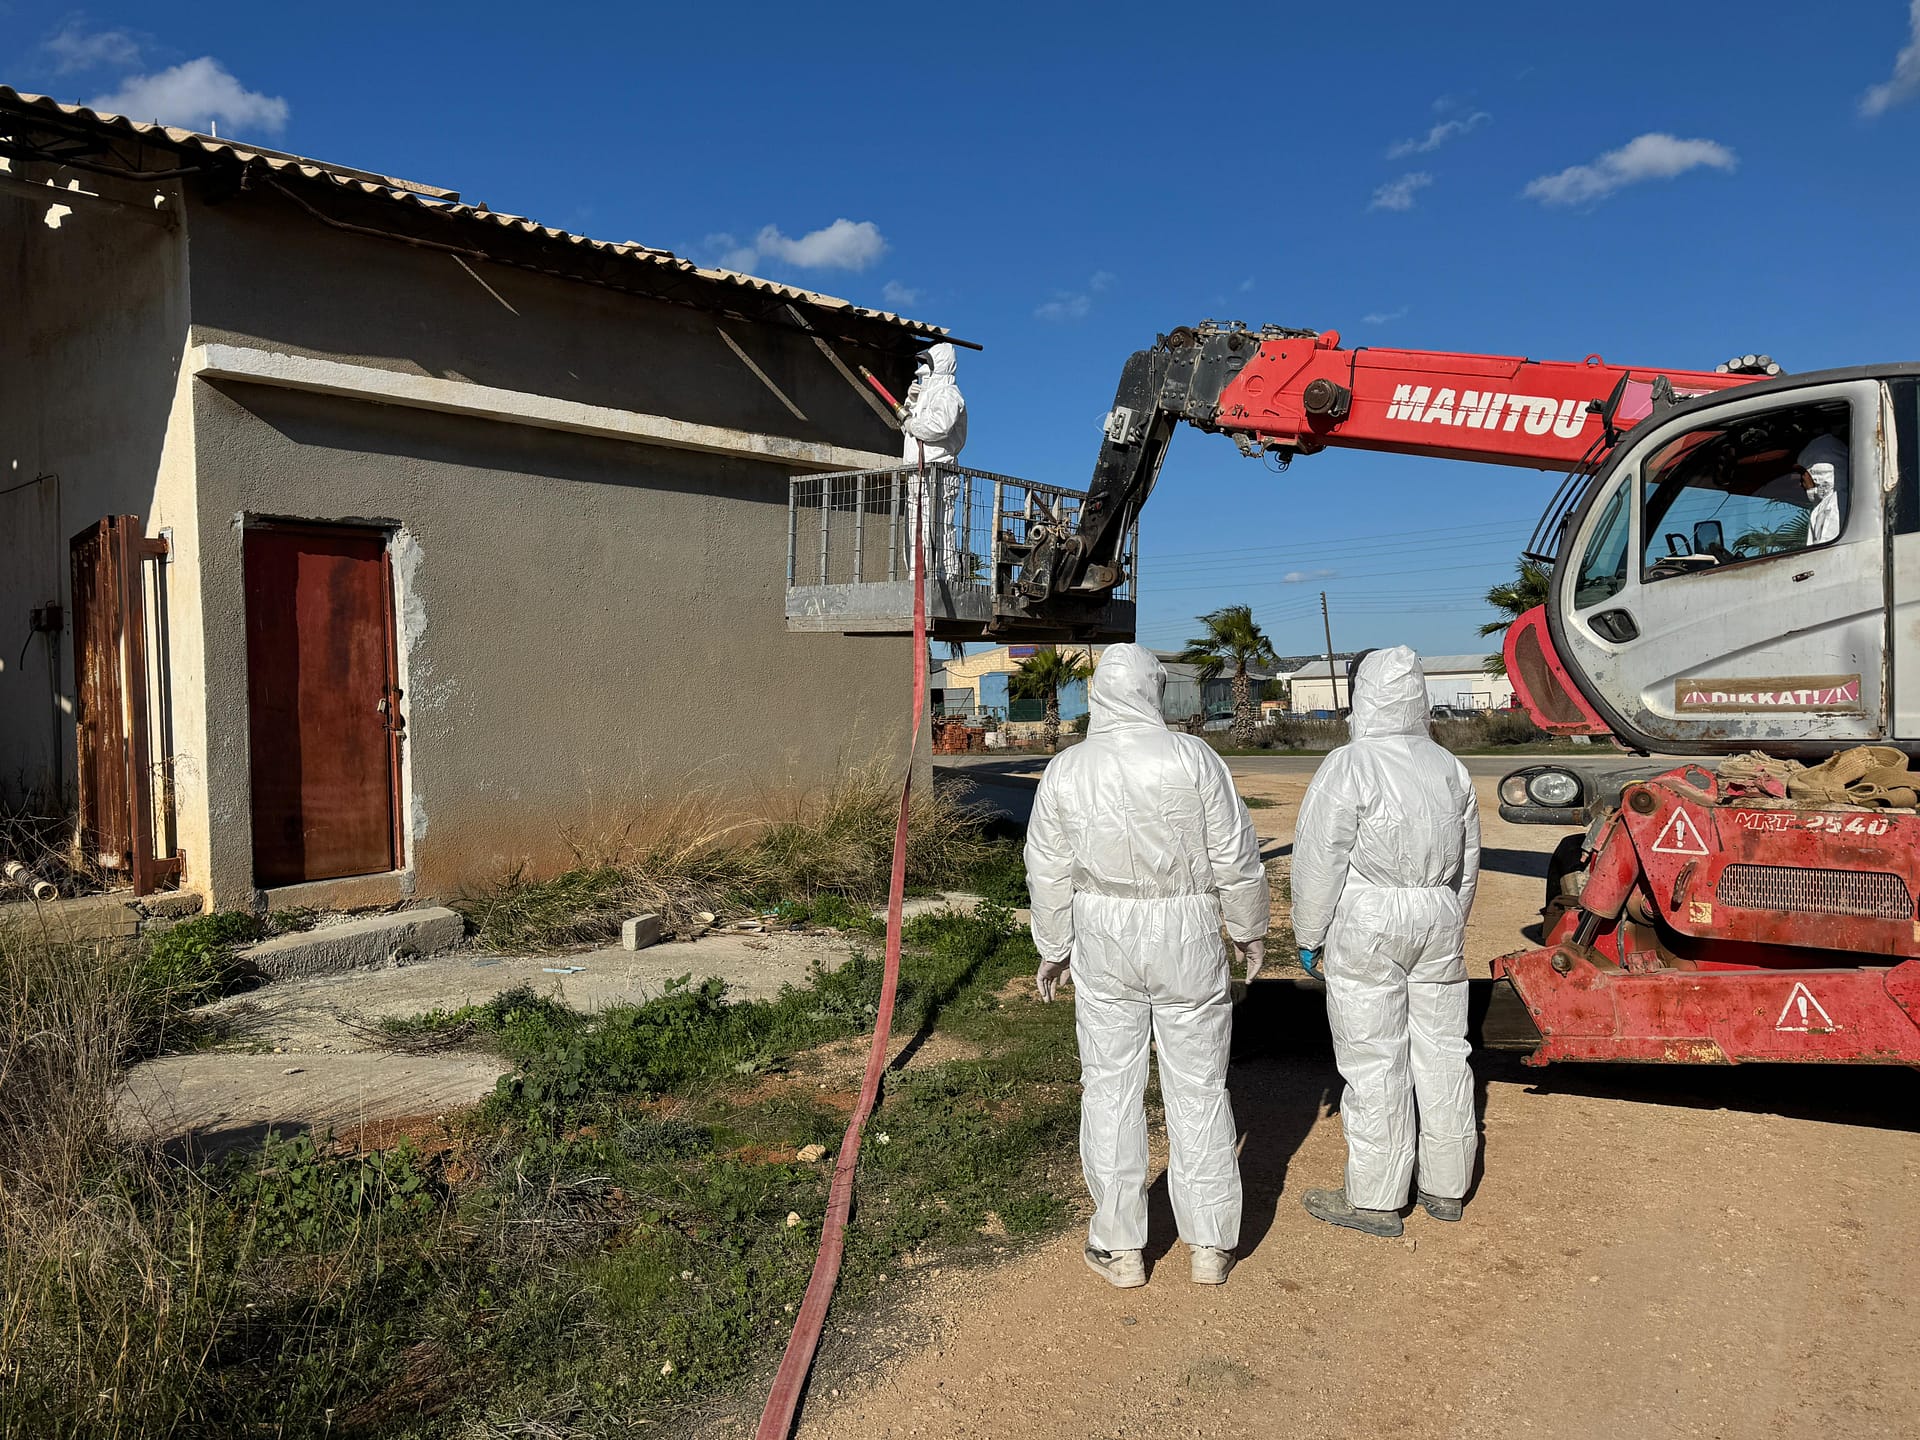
[0,89,947,911]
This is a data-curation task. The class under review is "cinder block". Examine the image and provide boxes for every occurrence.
[622,913,665,951]
[244,906,465,980]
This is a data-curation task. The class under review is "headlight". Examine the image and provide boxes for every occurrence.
[1500,775,1530,807]
[1527,770,1581,807]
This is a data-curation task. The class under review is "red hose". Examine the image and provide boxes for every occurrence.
[754,443,926,1440]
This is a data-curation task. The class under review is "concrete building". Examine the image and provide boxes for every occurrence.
[0,91,944,911]
[1285,652,1513,713]
[935,644,1096,724]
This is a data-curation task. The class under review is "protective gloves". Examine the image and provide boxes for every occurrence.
[1236,938,1266,983]
[1298,947,1322,979]
[1035,957,1071,1003]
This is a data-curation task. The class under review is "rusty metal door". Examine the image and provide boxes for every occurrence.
[70,515,175,893]
[243,524,404,887]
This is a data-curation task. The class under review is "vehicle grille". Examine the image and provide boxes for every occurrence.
[1715,864,1913,920]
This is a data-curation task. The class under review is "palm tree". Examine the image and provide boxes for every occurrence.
[1009,647,1094,750]
[1479,558,1552,676]
[1735,503,1810,556]
[1179,605,1278,745]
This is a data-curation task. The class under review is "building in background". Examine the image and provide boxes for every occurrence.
[932,645,1273,727]
[1285,653,1513,714]
[0,90,943,911]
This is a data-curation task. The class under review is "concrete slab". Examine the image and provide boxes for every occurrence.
[117,1052,507,1154]
[118,925,874,1149]
[0,891,142,939]
[244,906,466,980]
[208,926,864,1054]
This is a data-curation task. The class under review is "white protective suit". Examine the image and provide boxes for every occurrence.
[1800,433,1846,546]
[1025,645,1270,1253]
[899,343,967,578]
[1290,646,1482,1210]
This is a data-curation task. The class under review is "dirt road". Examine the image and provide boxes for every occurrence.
[1231,767,1555,974]
[802,1052,1919,1440]
[791,761,1920,1439]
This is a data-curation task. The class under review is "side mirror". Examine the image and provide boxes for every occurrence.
[1664,532,1693,557]
[1693,520,1725,553]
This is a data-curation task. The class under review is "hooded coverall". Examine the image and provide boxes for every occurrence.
[1290,646,1482,1210]
[899,343,967,578]
[1799,434,1846,546]
[1025,645,1270,1253]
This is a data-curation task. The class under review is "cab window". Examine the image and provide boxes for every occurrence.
[1572,481,1630,609]
[1639,400,1849,582]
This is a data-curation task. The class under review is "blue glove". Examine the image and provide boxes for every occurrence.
[1299,947,1322,979]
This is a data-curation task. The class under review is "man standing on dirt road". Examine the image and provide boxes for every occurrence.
[1290,645,1481,1239]
[1025,645,1270,1288]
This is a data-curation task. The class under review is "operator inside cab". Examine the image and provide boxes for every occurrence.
[1793,431,1848,545]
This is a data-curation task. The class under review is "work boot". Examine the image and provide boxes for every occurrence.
[1083,1246,1147,1288]
[1418,1191,1463,1223]
[1189,1245,1235,1286]
[1301,1187,1403,1238]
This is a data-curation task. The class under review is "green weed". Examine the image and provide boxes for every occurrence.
[137,910,261,1010]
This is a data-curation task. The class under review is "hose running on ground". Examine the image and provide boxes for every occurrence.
[754,436,927,1439]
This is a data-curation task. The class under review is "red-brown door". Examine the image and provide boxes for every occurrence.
[244,524,404,887]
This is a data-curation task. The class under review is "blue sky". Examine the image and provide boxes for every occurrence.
[11,3,1920,660]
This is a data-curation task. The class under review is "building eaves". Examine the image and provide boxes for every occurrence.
[0,87,962,349]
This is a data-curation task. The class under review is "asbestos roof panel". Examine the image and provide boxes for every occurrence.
[0,88,953,342]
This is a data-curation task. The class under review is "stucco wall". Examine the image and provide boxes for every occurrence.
[190,379,915,906]
[0,180,192,808]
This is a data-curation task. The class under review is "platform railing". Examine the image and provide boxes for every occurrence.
[785,464,1136,638]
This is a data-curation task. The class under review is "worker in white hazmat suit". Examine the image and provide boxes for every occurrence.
[898,343,967,578]
[1796,432,1846,546]
[1290,646,1481,1238]
[1025,645,1270,1287]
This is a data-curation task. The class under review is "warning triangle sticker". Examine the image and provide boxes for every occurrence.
[1651,809,1710,855]
[1775,981,1838,1033]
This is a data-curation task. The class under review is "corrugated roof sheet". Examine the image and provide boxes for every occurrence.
[0,87,953,343]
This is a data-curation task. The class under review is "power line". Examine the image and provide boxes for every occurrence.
[1138,517,1528,564]
[1140,558,1519,597]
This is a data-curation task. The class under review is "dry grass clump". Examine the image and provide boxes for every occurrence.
[459,767,995,953]
[0,917,222,1436]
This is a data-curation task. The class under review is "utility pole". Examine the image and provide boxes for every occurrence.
[1320,591,1341,711]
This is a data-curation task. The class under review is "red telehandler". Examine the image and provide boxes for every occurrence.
[1003,321,1920,1067]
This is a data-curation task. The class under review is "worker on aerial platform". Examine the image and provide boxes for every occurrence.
[898,343,967,579]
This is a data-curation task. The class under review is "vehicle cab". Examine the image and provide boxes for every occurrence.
[1510,366,1920,759]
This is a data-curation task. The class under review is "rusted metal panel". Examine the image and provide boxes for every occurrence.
[69,517,176,895]
[71,519,132,876]
[244,524,403,887]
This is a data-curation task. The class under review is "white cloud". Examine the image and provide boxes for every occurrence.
[90,58,289,136]
[881,280,920,308]
[1035,291,1092,322]
[1369,172,1432,211]
[1387,110,1488,158]
[1237,277,1256,293]
[45,21,142,74]
[1362,306,1409,325]
[1281,568,1337,583]
[1861,0,1920,116]
[1523,132,1735,207]
[1035,272,1117,322]
[704,217,887,273]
